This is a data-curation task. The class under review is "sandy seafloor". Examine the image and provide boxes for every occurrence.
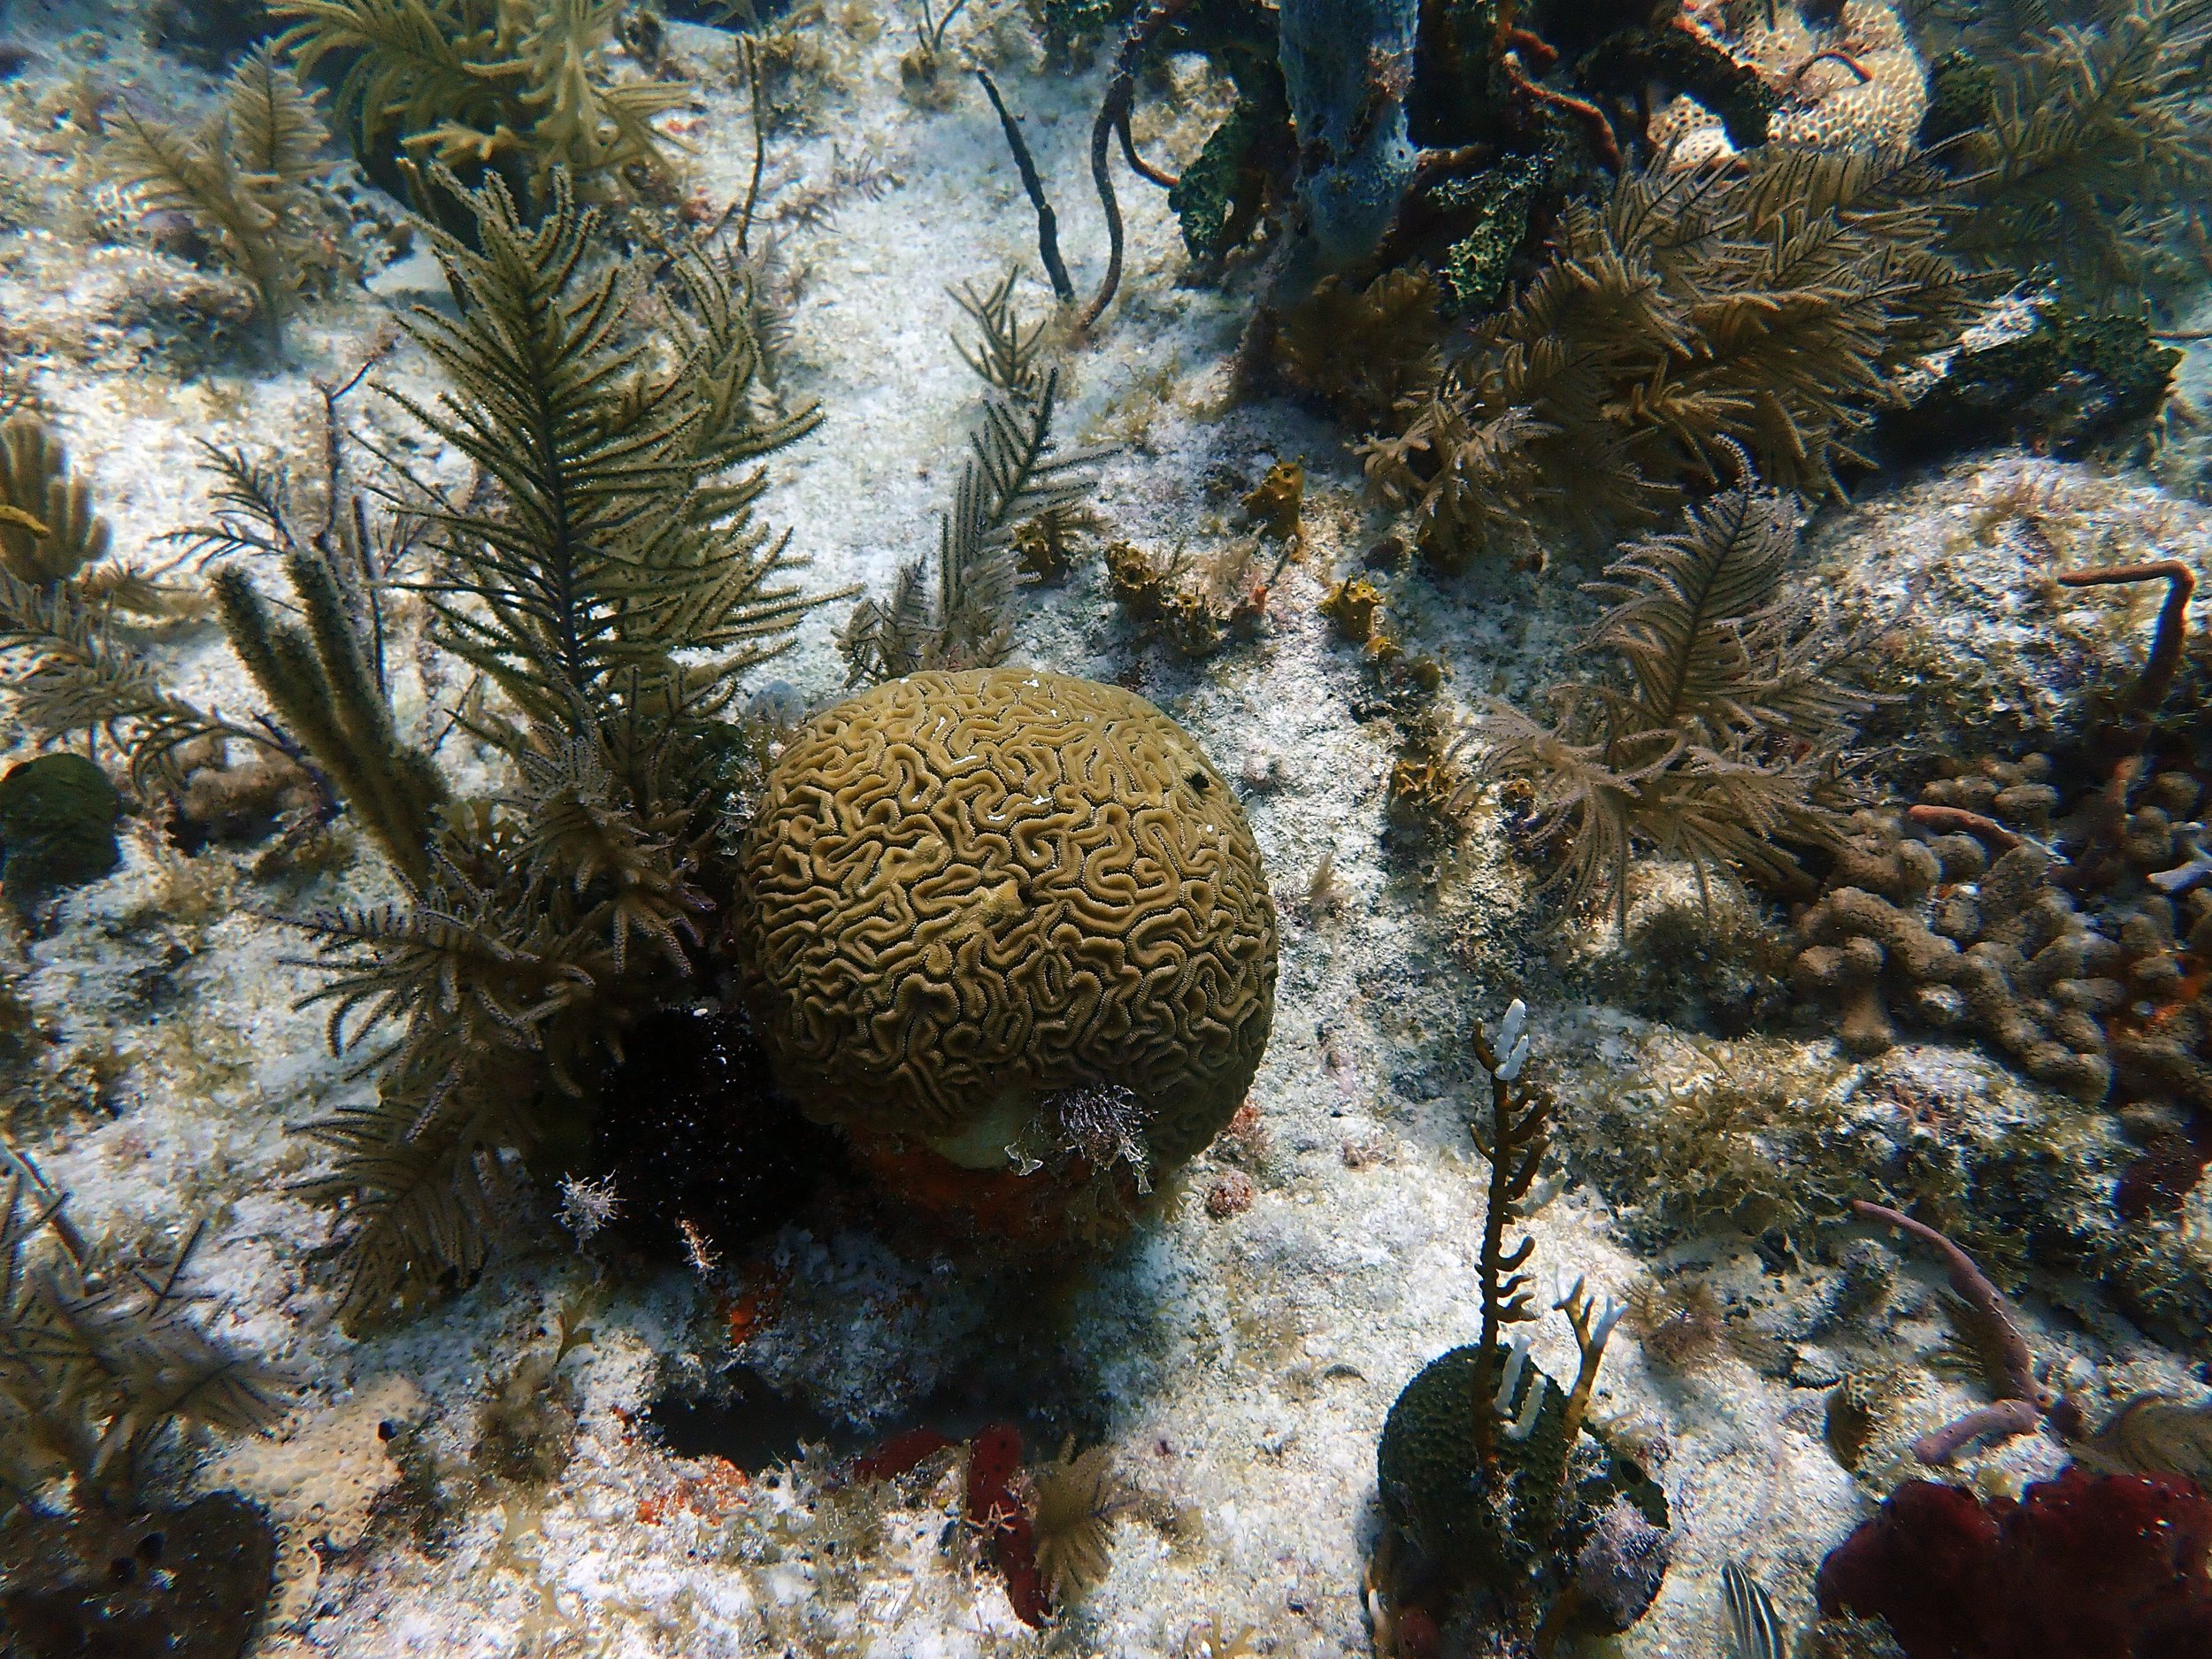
[1,3,2209,1656]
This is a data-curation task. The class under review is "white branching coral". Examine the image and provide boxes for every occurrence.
[556,1171,621,1246]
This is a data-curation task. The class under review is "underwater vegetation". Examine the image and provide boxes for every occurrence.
[0,1145,285,1659]
[0,418,264,855]
[10,164,847,1313]
[1372,1002,1668,1650]
[1273,268,1445,433]
[0,0,2207,1647]
[836,270,1102,684]
[1937,0,2212,311]
[103,44,341,357]
[0,556,254,803]
[1360,149,1974,568]
[273,0,692,209]
[1028,1436,1126,1608]
[1060,0,2208,582]
[826,1418,1125,1625]
[0,414,209,626]
[249,168,826,1318]
[0,396,335,831]
[0,420,111,588]
[1464,475,1871,926]
[732,666,1278,1244]
[0,1145,285,1509]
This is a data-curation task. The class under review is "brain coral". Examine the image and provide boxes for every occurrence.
[733,669,1277,1177]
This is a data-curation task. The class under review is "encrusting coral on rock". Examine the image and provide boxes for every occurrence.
[1814,1468,2212,1658]
[202,1374,425,1630]
[1789,757,2212,1130]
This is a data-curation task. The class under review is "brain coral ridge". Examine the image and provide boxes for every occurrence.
[733,669,1278,1170]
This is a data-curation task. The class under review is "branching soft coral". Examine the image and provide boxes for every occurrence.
[1466,480,1870,925]
[0,420,110,587]
[1363,149,1975,569]
[839,272,1100,684]
[0,424,259,794]
[274,0,689,206]
[1,1143,286,1516]
[104,45,339,357]
[271,169,829,1322]
[1946,0,2212,310]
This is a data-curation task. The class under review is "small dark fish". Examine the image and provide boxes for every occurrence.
[1723,1562,1787,1659]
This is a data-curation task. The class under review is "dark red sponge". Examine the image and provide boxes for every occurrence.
[1816,1468,2212,1658]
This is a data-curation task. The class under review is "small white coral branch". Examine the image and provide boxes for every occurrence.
[556,1172,620,1248]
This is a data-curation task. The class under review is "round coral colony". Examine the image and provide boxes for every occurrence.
[731,668,1279,1243]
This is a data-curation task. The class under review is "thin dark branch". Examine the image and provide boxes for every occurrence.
[1115,107,1177,189]
[2055,558,2193,718]
[738,38,768,257]
[1081,0,1189,330]
[1851,1198,2052,1463]
[975,71,1074,303]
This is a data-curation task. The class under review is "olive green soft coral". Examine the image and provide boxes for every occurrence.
[280,167,831,1323]
[1947,0,2212,309]
[274,0,689,208]
[838,272,1102,685]
[1,1142,287,1514]
[1363,150,1976,569]
[104,45,336,359]
[0,419,109,587]
[211,550,448,890]
[1466,480,1872,926]
[388,165,825,746]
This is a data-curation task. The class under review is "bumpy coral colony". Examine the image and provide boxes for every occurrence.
[3,0,2212,1653]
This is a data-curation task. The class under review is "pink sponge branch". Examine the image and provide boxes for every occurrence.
[1907,1397,2044,1465]
[1850,1199,2050,1464]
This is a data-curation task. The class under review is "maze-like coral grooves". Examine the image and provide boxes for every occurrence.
[733,670,1278,1165]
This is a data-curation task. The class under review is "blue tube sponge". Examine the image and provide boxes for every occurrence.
[1277,0,1420,276]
